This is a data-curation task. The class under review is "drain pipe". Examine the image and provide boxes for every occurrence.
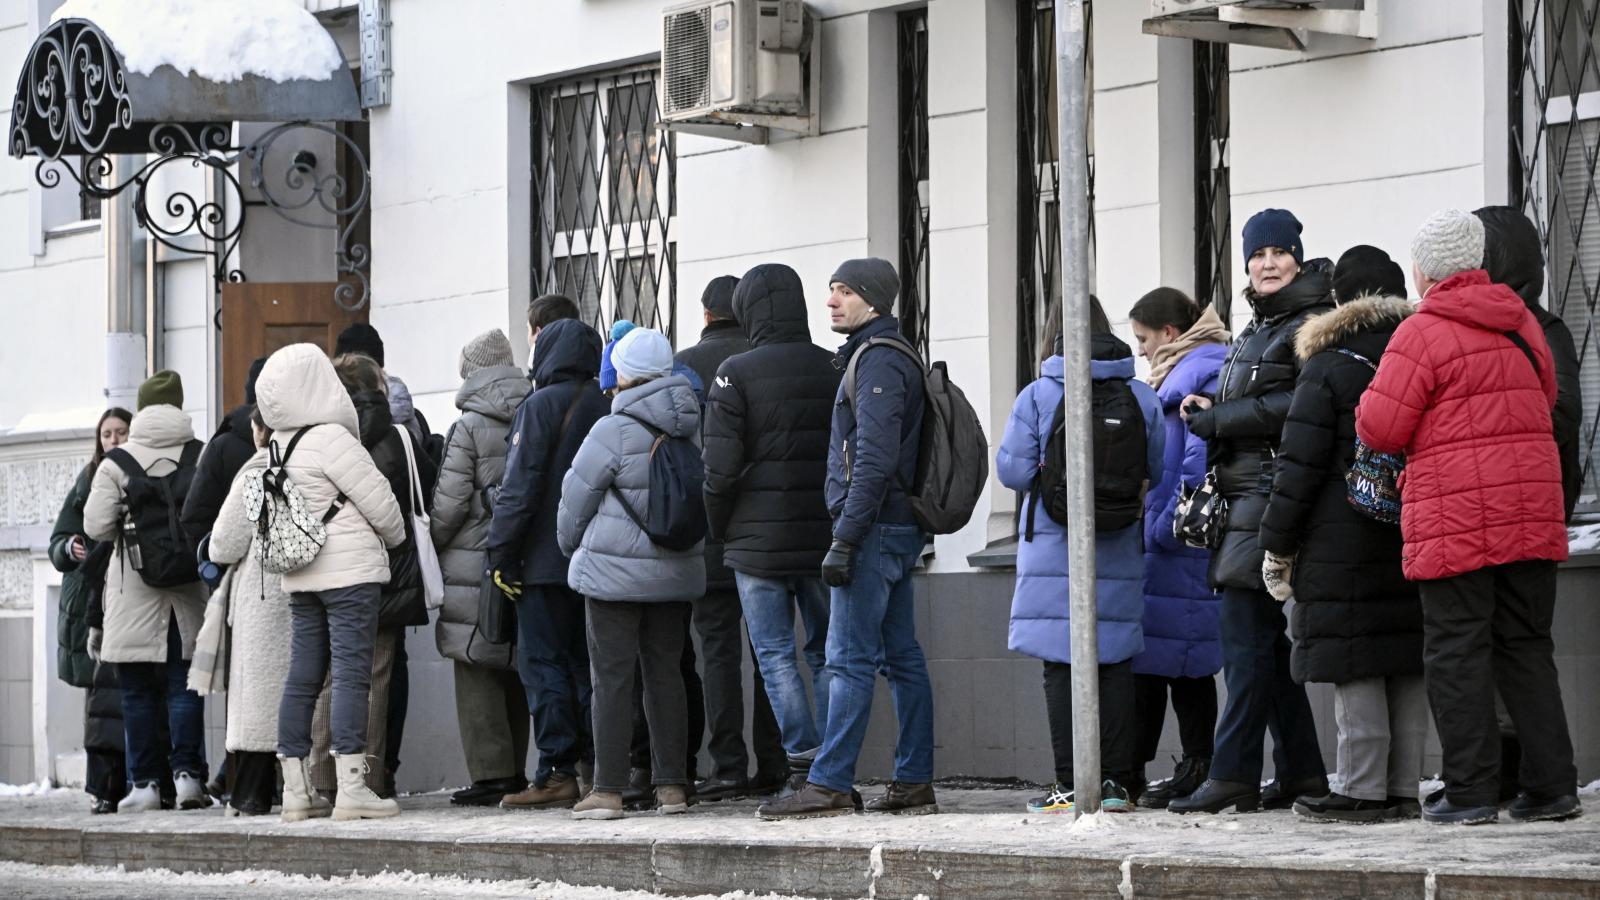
[104,154,147,409]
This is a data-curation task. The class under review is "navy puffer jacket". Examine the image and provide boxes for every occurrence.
[825,315,924,546]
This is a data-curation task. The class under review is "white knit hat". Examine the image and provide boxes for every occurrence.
[611,328,674,383]
[1411,208,1487,283]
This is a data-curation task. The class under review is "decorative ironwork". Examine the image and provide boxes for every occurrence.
[1017,0,1094,391]
[1194,40,1231,321]
[898,9,931,360]
[1511,0,1600,510]
[532,66,676,340]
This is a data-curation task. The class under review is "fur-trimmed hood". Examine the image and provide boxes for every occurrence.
[1295,294,1414,361]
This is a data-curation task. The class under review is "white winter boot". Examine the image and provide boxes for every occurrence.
[332,753,399,820]
[117,780,161,813]
[279,756,332,823]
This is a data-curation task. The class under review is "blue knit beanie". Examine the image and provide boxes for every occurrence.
[1241,208,1305,270]
[599,320,638,391]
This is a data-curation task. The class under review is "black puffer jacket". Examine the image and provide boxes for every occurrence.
[180,404,256,545]
[1187,259,1335,590]
[1476,206,1584,520]
[353,390,437,627]
[49,465,97,688]
[1258,296,1423,683]
[703,264,842,577]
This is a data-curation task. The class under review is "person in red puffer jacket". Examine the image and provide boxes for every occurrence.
[1356,208,1579,827]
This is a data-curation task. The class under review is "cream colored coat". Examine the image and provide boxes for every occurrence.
[82,405,209,663]
[253,344,406,593]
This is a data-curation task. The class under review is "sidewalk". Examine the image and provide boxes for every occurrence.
[2,787,1596,898]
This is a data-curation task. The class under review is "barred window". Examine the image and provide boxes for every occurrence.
[532,66,676,340]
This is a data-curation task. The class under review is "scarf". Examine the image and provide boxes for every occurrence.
[1146,305,1231,390]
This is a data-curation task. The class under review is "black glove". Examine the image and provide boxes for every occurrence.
[1186,407,1217,441]
[820,539,856,587]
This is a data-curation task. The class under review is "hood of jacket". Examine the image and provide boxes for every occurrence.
[532,318,602,387]
[386,374,415,425]
[127,404,195,448]
[351,389,393,449]
[255,343,360,438]
[455,364,529,422]
[1476,205,1545,309]
[1043,331,1136,383]
[612,374,700,438]
[1295,294,1415,361]
[1419,269,1530,333]
[734,264,812,347]
[1246,257,1335,324]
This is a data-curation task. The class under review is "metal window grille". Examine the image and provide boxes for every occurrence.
[1510,0,1600,510]
[1017,0,1094,392]
[1194,40,1231,321]
[532,65,676,340]
[899,9,932,360]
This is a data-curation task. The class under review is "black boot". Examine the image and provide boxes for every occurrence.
[1498,734,1523,805]
[1262,775,1328,810]
[865,782,938,815]
[622,767,655,811]
[1423,794,1499,825]
[1168,778,1260,814]
[1293,792,1395,824]
[1387,795,1422,820]
[757,782,856,820]
[451,776,529,807]
[694,776,748,802]
[1141,756,1210,810]
[1507,792,1582,823]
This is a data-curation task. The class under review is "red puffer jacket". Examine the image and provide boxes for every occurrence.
[1355,269,1567,582]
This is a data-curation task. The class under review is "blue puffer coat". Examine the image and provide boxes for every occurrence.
[997,338,1165,666]
[1132,342,1227,679]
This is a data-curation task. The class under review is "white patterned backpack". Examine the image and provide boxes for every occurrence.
[243,427,346,575]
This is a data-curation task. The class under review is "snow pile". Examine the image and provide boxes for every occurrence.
[1068,811,1110,833]
[52,0,344,83]
[1568,522,1600,554]
[0,781,74,797]
[1580,779,1600,797]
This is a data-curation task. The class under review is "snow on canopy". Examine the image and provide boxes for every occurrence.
[52,0,345,84]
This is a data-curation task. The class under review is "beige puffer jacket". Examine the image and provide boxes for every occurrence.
[253,344,406,593]
[83,404,209,664]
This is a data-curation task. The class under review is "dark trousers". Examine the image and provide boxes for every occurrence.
[1210,587,1325,785]
[692,587,786,782]
[1043,659,1136,789]
[117,613,207,784]
[630,605,704,779]
[228,750,279,812]
[385,635,409,778]
[589,599,690,793]
[516,584,593,784]
[1419,560,1576,806]
[1133,673,1218,768]
[85,749,127,803]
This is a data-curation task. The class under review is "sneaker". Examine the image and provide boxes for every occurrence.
[1141,756,1210,809]
[656,784,690,815]
[501,773,580,811]
[89,797,117,815]
[864,781,938,815]
[118,781,161,813]
[174,773,213,810]
[1507,793,1582,823]
[572,790,625,821]
[1422,795,1499,826]
[757,782,856,820]
[1293,792,1395,824]
[1101,779,1133,813]
[1026,783,1075,814]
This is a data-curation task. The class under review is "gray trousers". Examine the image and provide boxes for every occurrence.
[278,585,379,760]
[1329,674,1428,801]
[587,598,689,793]
[455,660,531,784]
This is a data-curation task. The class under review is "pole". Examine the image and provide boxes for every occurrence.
[1054,0,1101,818]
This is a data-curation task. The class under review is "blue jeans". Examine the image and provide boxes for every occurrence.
[516,584,593,784]
[1210,587,1326,785]
[278,584,380,758]
[117,613,206,784]
[736,572,832,758]
[809,524,933,793]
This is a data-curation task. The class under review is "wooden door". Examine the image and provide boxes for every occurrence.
[221,283,367,410]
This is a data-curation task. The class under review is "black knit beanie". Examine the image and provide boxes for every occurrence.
[1333,245,1407,303]
[335,323,385,367]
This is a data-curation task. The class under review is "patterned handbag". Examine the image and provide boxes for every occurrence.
[1335,349,1404,524]
[1173,469,1229,550]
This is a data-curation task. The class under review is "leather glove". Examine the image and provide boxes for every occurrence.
[87,627,103,663]
[820,540,856,588]
[1186,407,1217,441]
[492,569,523,600]
[1262,551,1296,603]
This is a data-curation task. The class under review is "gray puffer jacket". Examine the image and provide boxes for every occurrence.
[430,364,529,667]
[558,375,706,603]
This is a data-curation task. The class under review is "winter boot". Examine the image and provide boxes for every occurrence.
[117,781,161,813]
[451,776,527,807]
[865,781,938,815]
[174,772,213,810]
[1293,792,1395,824]
[1423,794,1499,825]
[577,760,595,799]
[500,773,581,810]
[1508,792,1582,823]
[656,784,690,815]
[1141,756,1210,809]
[572,790,625,820]
[279,756,332,823]
[331,754,400,820]
[693,776,747,803]
[1261,775,1328,810]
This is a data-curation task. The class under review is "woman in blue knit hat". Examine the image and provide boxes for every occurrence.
[1168,208,1333,814]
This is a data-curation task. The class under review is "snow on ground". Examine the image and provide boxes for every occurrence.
[0,782,76,798]
[1581,779,1600,797]
[52,0,344,83]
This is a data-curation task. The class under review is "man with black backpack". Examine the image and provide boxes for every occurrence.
[759,257,936,820]
[82,371,212,813]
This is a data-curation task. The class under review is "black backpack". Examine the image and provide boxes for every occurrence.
[842,337,988,535]
[1027,378,1147,538]
[609,410,708,552]
[104,441,204,587]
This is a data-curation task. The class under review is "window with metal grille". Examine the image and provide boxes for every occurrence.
[532,65,676,341]
[1510,0,1600,511]
[899,8,931,360]
[1194,40,1230,321]
[1017,0,1094,393]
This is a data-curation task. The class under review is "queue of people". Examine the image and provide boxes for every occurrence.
[46,205,1584,829]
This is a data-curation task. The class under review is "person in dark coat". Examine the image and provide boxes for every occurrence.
[703,264,840,794]
[1257,245,1425,823]
[673,276,787,801]
[49,408,134,813]
[487,316,609,809]
[1170,209,1331,815]
[180,358,266,547]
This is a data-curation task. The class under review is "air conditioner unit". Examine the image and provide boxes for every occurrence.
[1144,0,1377,51]
[661,0,819,143]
